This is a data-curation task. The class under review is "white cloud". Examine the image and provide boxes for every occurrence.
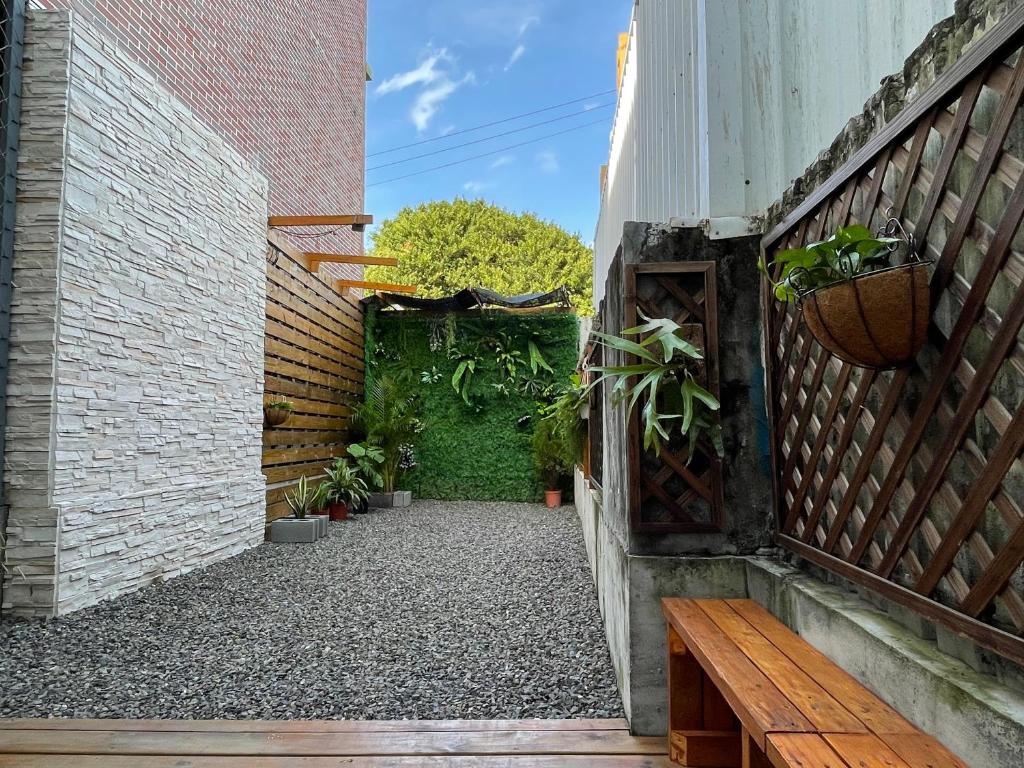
[536,151,559,174]
[463,181,487,193]
[504,44,527,72]
[376,49,451,94]
[490,155,514,169]
[378,48,474,133]
[518,15,540,37]
[411,72,474,132]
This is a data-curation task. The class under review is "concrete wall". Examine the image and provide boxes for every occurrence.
[2,10,268,616]
[584,222,774,729]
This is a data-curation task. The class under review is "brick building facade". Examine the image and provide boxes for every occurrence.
[34,0,368,266]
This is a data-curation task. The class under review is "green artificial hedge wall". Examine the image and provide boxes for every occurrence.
[365,306,579,502]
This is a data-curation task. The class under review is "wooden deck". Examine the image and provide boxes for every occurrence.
[0,718,670,767]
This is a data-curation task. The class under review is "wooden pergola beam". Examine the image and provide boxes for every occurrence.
[335,279,417,294]
[306,253,399,268]
[268,214,374,228]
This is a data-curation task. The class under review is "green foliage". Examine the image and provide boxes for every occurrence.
[540,372,588,467]
[266,398,294,411]
[347,442,385,490]
[365,199,593,314]
[531,414,573,489]
[365,308,579,501]
[590,314,723,461]
[350,375,421,493]
[759,224,900,302]
[285,475,326,519]
[321,458,370,507]
[450,348,482,407]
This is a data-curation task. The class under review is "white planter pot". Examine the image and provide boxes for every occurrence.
[270,517,319,543]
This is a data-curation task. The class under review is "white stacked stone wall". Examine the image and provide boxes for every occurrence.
[2,9,268,616]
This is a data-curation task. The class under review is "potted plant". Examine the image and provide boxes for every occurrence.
[321,458,369,520]
[532,415,572,508]
[270,475,324,543]
[348,442,385,512]
[760,220,929,369]
[351,376,421,508]
[264,398,295,427]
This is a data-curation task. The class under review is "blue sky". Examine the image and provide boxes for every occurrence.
[365,0,631,245]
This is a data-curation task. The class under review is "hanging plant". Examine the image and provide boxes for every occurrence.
[589,314,723,461]
[760,218,931,369]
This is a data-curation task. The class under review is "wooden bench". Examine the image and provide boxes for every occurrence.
[662,598,968,768]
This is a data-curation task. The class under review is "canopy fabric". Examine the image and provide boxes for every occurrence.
[368,286,571,312]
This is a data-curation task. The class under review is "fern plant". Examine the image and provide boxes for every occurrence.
[590,314,723,460]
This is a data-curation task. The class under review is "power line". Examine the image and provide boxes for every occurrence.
[367,102,615,171]
[367,89,617,157]
[366,117,610,188]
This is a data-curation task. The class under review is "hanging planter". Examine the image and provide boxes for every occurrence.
[263,399,294,428]
[800,261,930,368]
[762,217,932,370]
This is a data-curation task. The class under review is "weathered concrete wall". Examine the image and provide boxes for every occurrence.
[746,559,1024,768]
[581,222,774,729]
[2,10,269,616]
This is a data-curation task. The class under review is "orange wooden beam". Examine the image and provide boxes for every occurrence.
[268,214,373,228]
[306,253,399,268]
[335,279,417,294]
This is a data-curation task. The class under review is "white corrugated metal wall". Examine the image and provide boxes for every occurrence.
[592,0,954,311]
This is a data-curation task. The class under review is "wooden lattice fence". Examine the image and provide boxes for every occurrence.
[763,7,1024,665]
[263,232,364,522]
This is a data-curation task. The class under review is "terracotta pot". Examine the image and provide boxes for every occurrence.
[544,490,562,509]
[328,501,349,521]
[263,407,290,427]
[800,262,931,369]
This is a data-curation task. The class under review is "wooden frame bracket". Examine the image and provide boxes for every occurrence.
[335,279,417,295]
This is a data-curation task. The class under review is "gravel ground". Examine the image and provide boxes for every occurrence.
[0,501,623,720]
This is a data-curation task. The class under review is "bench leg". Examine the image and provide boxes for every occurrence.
[667,626,741,768]
[742,728,772,768]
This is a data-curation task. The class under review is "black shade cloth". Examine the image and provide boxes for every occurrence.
[368,286,570,311]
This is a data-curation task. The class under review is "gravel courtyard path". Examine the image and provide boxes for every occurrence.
[0,501,623,720]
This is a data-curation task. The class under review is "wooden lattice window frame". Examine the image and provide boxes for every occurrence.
[626,262,723,534]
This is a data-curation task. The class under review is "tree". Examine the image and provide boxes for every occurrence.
[365,199,593,313]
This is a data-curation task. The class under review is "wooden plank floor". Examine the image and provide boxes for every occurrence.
[0,718,670,767]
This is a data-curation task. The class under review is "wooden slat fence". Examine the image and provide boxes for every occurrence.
[762,7,1024,665]
[263,231,364,522]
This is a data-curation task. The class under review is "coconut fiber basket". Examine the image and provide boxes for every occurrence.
[800,261,931,369]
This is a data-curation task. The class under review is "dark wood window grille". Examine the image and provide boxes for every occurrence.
[762,7,1024,666]
[626,262,723,534]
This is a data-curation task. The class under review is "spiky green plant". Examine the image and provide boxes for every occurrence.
[285,475,326,520]
[589,314,723,461]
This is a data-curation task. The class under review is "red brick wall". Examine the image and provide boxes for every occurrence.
[37,0,367,272]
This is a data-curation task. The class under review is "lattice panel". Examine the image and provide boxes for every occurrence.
[626,262,723,533]
[763,10,1024,665]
